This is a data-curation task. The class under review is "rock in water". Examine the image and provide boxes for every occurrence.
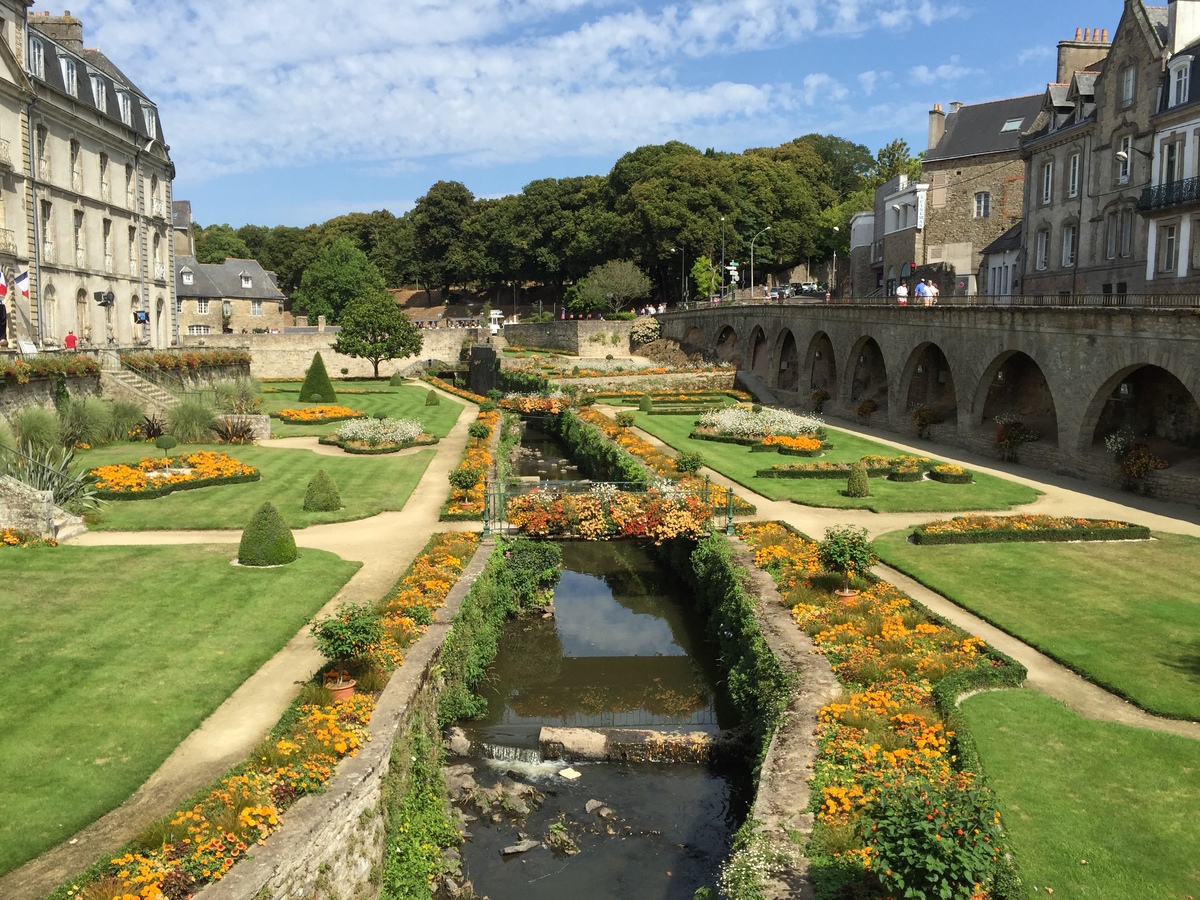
[501,839,542,856]
[558,767,582,780]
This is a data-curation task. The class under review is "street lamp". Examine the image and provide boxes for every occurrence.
[750,226,771,302]
[831,226,840,299]
[720,216,726,302]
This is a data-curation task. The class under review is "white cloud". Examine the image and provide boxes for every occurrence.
[1018,45,1054,66]
[859,70,880,95]
[909,57,981,86]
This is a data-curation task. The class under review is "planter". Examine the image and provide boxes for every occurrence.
[325,676,356,703]
[834,589,859,603]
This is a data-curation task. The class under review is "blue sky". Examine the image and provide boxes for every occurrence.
[47,0,1118,227]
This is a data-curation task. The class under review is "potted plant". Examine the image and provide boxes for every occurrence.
[816,525,877,601]
[310,602,383,701]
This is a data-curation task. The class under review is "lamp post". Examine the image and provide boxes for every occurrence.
[720,216,726,302]
[750,226,771,302]
[831,226,840,298]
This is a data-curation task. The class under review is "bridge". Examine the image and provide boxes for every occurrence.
[660,300,1200,500]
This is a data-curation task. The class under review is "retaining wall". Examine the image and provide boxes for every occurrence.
[503,320,635,356]
[0,374,100,417]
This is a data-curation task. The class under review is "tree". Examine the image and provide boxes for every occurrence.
[409,180,476,294]
[194,223,251,263]
[871,139,923,189]
[291,237,388,323]
[333,291,422,378]
[690,255,719,300]
[575,259,651,313]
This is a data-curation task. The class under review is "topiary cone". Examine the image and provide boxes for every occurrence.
[238,501,298,566]
[846,462,870,498]
[299,352,338,404]
[303,469,342,511]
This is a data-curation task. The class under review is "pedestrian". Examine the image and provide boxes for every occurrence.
[64,330,77,350]
[914,278,929,305]
[896,282,908,306]
[928,280,940,304]
[657,302,665,314]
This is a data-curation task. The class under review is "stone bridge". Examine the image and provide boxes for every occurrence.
[660,304,1200,496]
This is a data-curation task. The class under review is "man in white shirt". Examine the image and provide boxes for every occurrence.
[896,282,908,305]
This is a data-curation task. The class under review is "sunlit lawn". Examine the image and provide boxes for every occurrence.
[80,442,434,531]
[875,530,1200,719]
[259,380,463,438]
[963,689,1200,899]
[0,544,360,875]
[632,412,1040,513]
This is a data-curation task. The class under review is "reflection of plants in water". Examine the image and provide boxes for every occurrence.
[509,680,710,720]
[643,679,709,720]
[491,619,564,688]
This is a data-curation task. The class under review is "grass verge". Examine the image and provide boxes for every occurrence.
[875,529,1200,720]
[259,381,463,438]
[0,544,360,875]
[632,412,1040,513]
[962,689,1200,899]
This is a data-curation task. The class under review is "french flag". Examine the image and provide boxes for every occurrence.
[0,269,7,298]
[15,270,28,298]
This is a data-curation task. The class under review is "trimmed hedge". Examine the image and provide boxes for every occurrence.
[554,410,650,485]
[94,472,261,501]
[299,353,337,404]
[757,464,895,479]
[689,430,762,447]
[887,468,924,483]
[912,521,1151,545]
[303,469,342,512]
[928,469,974,484]
[238,501,298,566]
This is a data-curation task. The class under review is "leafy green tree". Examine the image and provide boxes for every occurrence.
[871,138,924,188]
[332,291,423,378]
[576,259,651,313]
[410,180,476,294]
[291,237,388,323]
[690,255,719,300]
[194,224,251,263]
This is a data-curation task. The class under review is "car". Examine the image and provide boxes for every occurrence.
[799,282,820,294]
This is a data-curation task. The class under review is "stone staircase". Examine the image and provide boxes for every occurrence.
[734,370,781,408]
[99,368,178,416]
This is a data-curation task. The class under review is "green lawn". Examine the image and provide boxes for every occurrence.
[962,689,1200,899]
[259,380,463,438]
[875,530,1200,719]
[632,412,1041,513]
[0,544,360,875]
[80,442,435,531]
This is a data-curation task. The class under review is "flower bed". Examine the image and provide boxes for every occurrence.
[1,527,57,548]
[421,375,485,405]
[698,406,824,439]
[273,405,366,424]
[2,353,100,384]
[120,349,251,373]
[912,514,1151,545]
[506,484,711,544]
[317,417,436,454]
[499,395,565,415]
[760,434,824,457]
[928,464,974,485]
[757,455,928,479]
[597,390,751,404]
[89,452,260,500]
[441,410,498,521]
[736,522,1024,899]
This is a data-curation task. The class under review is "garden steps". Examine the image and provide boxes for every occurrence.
[99,368,178,415]
[734,369,781,407]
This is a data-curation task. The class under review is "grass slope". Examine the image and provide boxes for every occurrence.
[963,689,1200,899]
[632,412,1040,513]
[260,381,463,438]
[875,530,1200,719]
[0,544,360,874]
[81,443,434,531]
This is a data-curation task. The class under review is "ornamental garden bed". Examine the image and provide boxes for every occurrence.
[317,417,438,454]
[911,514,1151,545]
[272,405,366,425]
[927,464,974,484]
[505,486,711,543]
[89,451,260,500]
[757,455,928,479]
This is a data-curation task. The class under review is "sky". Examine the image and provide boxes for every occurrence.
[41,0,1119,228]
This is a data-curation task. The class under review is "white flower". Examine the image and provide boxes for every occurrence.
[699,406,823,438]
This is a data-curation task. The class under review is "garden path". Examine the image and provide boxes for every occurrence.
[0,384,478,900]
[622,412,1200,741]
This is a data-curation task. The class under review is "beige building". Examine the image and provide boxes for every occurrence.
[0,6,175,349]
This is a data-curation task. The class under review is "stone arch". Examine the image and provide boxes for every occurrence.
[1081,364,1200,467]
[803,331,837,411]
[749,325,770,378]
[848,336,889,416]
[41,282,57,343]
[899,342,959,430]
[715,325,738,364]
[775,329,800,391]
[682,326,704,355]
[975,350,1059,447]
[75,287,89,342]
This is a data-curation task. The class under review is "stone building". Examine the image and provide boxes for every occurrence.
[0,6,176,348]
[847,210,877,297]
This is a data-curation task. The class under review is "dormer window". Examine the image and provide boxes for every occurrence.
[240,273,252,289]
[1170,57,1193,107]
[61,58,77,95]
[29,38,43,78]
[117,91,132,126]
[90,74,107,113]
[142,104,157,138]
[181,268,194,286]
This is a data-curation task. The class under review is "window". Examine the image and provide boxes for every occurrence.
[187,324,211,336]
[103,218,112,270]
[1118,136,1131,184]
[1062,224,1077,267]
[1120,210,1133,257]
[60,58,77,95]
[1164,141,1181,185]
[1172,60,1192,107]
[1000,118,1023,133]
[240,273,252,289]
[117,92,132,126]
[1162,224,1179,271]
[175,297,182,314]
[974,192,990,218]
[196,299,209,315]
[1106,212,1119,259]
[125,164,134,206]
[222,300,232,318]
[73,209,83,257]
[251,300,263,317]
[1035,229,1050,270]
[35,124,48,179]
[143,105,157,138]
[1122,66,1136,107]
[70,139,81,189]
[29,37,43,78]
[182,269,194,285]
[91,74,106,113]
[128,225,137,272]
[1041,161,1053,204]
[1067,153,1080,198]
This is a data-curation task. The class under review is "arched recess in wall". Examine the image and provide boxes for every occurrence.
[1080,364,1200,467]
[848,336,889,416]
[155,296,166,348]
[75,287,88,342]
[682,326,704,355]
[715,325,738,364]
[900,342,959,430]
[749,325,770,378]
[975,351,1059,447]
[775,329,800,391]
[803,331,837,410]
[41,282,57,342]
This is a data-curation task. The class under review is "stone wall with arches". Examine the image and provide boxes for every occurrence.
[660,305,1200,496]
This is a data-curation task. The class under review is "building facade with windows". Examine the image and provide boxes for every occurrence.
[174,255,287,336]
[0,6,175,348]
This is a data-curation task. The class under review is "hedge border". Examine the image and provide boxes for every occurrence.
[93,472,261,501]
[927,470,974,485]
[912,522,1151,545]
[887,468,924,483]
[757,465,895,479]
[316,434,438,455]
[271,412,367,426]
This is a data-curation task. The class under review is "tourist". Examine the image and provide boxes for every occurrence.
[914,279,929,304]
[64,330,77,350]
[928,280,940,304]
[896,282,908,306]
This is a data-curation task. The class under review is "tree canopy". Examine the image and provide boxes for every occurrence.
[332,292,422,378]
[291,237,389,324]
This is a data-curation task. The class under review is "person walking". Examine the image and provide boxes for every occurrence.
[895,282,908,306]
[64,330,77,350]
[914,279,930,305]
[928,280,940,304]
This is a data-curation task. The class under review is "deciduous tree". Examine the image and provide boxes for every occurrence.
[332,291,422,378]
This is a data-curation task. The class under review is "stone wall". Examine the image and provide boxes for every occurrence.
[179,330,478,380]
[0,475,84,540]
[197,540,493,900]
[0,374,100,417]
[503,320,635,356]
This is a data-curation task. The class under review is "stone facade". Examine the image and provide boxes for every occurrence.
[502,319,635,356]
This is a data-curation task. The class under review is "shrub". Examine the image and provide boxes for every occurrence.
[449,465,485,492]
[911,403,937,439]
[629,316,661,345]
[13,405,61,453]
[0,444,98,513]
[213,416,257,444]
[854,396,877,420]
[237,501,298,566]
[478,400,496,412]
[638,393,653,412]
[615,411,635,429]
[155,435,178,451]
[108,400,145,442]
[310,602,383,666]
[846,462,870,497]
[675,451,705,474]
[811,388,830,413]
[59,397,112,448]
[166,397,217,443]
[0,417,14,450]
[389,372,405,386]
[816,524,875,592]
[214,377,262,414]
[299,352,337,403]
[141,414,166,440]
[605,353,614,360]
[425,389,440,406]
[467,421,490,439]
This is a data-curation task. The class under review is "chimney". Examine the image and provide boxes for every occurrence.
[949,101,963,114]
[1169,0,1200,56]
[1057,24,1112,82]
[34,11,84,51]
[928,103,946,150]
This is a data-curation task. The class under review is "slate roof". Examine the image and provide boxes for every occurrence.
[924,94,1043,162]
[176,256,286,302]
[1147,6,1169,46]
[980,221,1023,256]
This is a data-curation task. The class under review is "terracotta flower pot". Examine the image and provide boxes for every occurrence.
[327,678,356,703]
[835,588,859,603]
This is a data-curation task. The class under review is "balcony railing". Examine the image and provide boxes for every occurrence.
[72,171,83,193]
[76,247,86,267]
[38,160,51,181]
[1138,176,1200,211]
[152,198,165,218]
[0,139,12,170]
[663,292,1200,311]
[42,241,54,263]
[100,181,110,202]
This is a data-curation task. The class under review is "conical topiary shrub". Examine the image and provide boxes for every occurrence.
[303,469,342,511]
[299,352,337,404]
[846,462,870,498]
[238,501,298,566]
